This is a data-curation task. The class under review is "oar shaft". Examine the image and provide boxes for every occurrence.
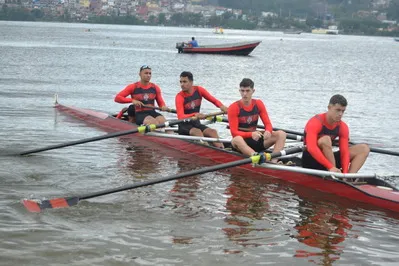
[226,125,304,142]
[222,117,399,157]
[20,112,225,156]
[368,147,399,156]
[260,163,376,179]
[221,117,304,136]
[79,147,301,200]
[143,104,177,113]
[81,157,253,200]
[19,128,140,155]
[23,146,303,212]
[145,132,232,143]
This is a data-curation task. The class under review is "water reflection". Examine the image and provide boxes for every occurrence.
[221,172,280,254]
[294,201,353,265]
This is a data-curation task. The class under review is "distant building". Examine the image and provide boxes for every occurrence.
[371,0,390,9]
[377,12,387,21]
[261,12,277,18]
[381,20,397,25]
[80,0,89,8]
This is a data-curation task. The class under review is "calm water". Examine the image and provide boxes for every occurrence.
[1,21,399,265]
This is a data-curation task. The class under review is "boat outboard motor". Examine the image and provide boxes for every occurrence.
[176,42,184,53]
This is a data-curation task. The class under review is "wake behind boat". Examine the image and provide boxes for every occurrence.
[176,40,261,56]
[45,102,399,213]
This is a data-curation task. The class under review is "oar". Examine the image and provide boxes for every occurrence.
[220,117,399,157]
[273,128,399,157]
[142,105,177,114]
[18,111,225,156]
[22,146,303,212]
[115,105,176,119]
[145,132,232,143]
[217,116,303,135]
[225,125,303,142]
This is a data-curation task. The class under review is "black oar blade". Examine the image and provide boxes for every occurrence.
[23,197,79,212]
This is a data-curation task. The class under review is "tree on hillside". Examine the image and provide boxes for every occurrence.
[386,0,399,20]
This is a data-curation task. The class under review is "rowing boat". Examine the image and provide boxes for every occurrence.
[175,41,261,56]
[55,103,399,213]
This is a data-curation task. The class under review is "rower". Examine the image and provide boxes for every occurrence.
[114,65,172,125]
[175,71,228,148]
[227,78,287,163]
[302,94,370,173]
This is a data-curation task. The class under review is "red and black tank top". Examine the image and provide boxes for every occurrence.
[132,82,157,112]
[237,99,259,131]
[183,87,202,114]
[304,114,340,144]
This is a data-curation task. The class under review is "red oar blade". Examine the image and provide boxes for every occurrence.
[22,197,79,212]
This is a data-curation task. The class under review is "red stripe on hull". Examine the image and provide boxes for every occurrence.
[54,104,399,213]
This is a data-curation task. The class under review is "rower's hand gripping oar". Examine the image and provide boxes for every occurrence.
[18,111,225,156]
[220,116,399,157]
[142,104,177,114]
[116,105,176,119]
[22,146,303,212]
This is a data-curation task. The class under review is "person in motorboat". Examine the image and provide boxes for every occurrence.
[175,71,228,148]
[186,37,199,47]
[302,94,370,173]
[114,65,171,125]
[227,78,287,163]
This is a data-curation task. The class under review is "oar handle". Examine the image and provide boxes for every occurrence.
[221,117,305,136]
[142,104,177,114]
[202,111,226,118]
[225,125,304,142]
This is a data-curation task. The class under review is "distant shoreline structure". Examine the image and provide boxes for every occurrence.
[312,25,339,35]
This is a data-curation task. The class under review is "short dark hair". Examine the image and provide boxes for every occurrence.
[140,65,151,72]
[192,37,195,40]
[180,71,193,81]
[329,94,347,106]
[239,78,254,89]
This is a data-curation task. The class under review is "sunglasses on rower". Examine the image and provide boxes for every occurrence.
[140,65,151,71]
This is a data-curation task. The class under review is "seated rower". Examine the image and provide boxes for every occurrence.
[114,65,171,126]
[175,71,228,148]
[302,94,369,173]
[227,78,287,163]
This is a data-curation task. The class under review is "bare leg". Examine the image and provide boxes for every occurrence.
[263,130,287,162]
[155,115,166,124]
[142,116,158,125]
[203,128,224,149]
[348,144,370,173]
[231,136,255,157]
[189,127,205,137]
[317,136,336,167]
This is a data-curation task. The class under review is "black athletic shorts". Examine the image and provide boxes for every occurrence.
[127,105,135,117]
[178,120,209,136]
[302,149,342,170]
[135,110,163,125]
[233,138,265,153]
